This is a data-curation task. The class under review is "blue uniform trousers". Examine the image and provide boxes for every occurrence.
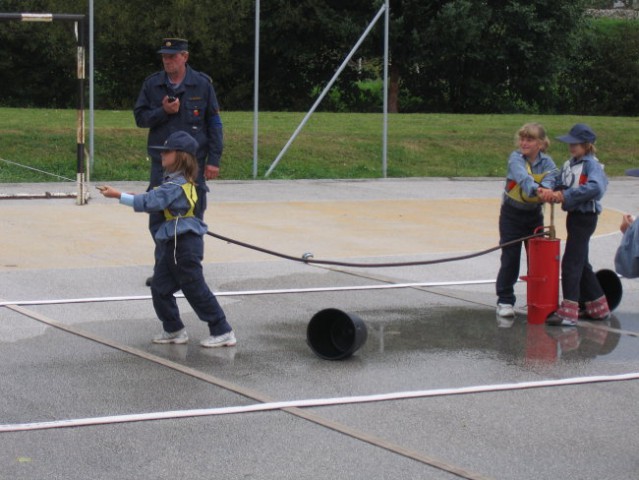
[562,212,604,303]
[150,232,230,336]
[496,202,543,305]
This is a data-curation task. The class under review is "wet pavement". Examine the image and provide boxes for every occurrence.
[1,178,638,479]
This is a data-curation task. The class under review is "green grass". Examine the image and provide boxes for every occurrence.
[1,108,638,182]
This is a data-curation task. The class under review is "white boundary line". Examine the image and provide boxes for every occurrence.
[0,279,497,307]
[2,372,638,432]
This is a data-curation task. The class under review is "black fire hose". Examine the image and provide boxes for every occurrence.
[206,229,550,269]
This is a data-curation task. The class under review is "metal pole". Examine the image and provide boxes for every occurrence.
[89,0,95,177]
[252,0,260,179]
[264,5,387,178]
[75,18,87,205]
[382,0,389,178]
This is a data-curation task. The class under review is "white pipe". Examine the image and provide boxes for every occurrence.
[0,279,500,307]
[2,372,638,432]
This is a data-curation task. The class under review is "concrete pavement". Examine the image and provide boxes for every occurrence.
[1,177,638,479]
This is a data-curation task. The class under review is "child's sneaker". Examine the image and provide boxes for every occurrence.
[152,328,188,344]
[200,330,237,348]
[496,303,515,318]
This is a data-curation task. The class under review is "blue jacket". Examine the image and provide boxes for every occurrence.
[502,150,558,210]
[615,219,639,278]
[120,172,208,242]
[134,65,223,188]
[555,154,607,214]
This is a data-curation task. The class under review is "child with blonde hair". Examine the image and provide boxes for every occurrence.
[496,123,558,318]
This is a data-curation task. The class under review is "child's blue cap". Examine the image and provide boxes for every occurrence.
[556,123,597,144]
[626,168,639,177]
[150,131,198,156]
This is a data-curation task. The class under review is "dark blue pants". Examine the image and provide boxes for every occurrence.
[150,232,231,336]
[496,202,543,305]
[562,212,604,303]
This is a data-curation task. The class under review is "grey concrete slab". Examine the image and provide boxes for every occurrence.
[1,178,638,479]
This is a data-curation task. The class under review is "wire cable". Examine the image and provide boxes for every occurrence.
[0,156,77,183]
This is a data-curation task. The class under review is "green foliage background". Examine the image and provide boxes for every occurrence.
[0,0,637,115]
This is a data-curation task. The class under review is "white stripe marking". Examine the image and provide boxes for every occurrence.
[2,372,638,432]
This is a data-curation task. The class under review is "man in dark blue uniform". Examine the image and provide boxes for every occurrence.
[134,37,223,285]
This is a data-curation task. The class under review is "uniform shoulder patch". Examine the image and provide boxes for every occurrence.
[143,71,163,83]
[198,71,213,84]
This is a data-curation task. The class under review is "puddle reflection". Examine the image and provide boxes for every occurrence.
[359,307,622,366]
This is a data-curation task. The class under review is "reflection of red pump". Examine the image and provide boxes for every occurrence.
[520,205,560,324]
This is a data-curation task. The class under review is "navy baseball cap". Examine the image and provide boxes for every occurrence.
[556,123,597,144]
[626,168,639,177]
[157,38,188,54]
[150,131,198,156]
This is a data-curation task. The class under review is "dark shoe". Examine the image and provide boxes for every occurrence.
[546,313,577,327]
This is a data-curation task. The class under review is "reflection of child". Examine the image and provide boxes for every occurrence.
[99,131,236,347]
[496,123,558,318]
[542,124,610,326]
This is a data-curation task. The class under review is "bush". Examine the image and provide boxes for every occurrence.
[560,18,639,115]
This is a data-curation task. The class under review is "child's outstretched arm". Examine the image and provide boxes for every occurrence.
[97,185,121,199]
[98,185,139,208]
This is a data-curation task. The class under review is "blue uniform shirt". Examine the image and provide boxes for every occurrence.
[120,172,208,242]
[502,150,558,210]
[134,65,223,188]
[555,154,607,214]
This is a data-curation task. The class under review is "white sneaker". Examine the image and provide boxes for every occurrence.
[496,303,515,318]
[496,316,515,328]
[152,328,188,344]
[200,330,237,348]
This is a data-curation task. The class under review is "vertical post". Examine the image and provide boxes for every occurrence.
[75,18,87,205]
[382,0,390,178]
[253,0,260,179]
[89,0,95,177]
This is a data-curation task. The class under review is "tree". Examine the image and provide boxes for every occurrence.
[93,0,254,109]
[384,0,587,113]
[258,0,378,111]
[0,0,81,108]
[559,18,639,115]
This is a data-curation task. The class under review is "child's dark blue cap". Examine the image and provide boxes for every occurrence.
[556,123,597,144]
[626,168,639,177]
[150,131,198,156]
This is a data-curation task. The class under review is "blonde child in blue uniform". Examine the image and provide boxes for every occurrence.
[99,131,236,347]
[496,123,558,318]
[542,124,610,326]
